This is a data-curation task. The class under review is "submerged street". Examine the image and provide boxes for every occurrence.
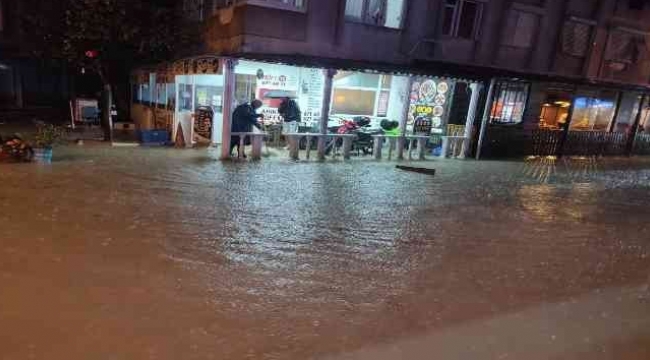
[1,147,649,359]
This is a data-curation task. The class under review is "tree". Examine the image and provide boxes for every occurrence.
[22,0,197,141]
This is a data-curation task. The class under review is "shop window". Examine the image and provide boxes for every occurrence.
[612,92,642,133]
[489,81,530,124]
[166,84,176,110]
[332,71,379,115]
[177,84,193,111]
[140,84,152,104]
[442,0,484,39]
[155,83,167,109]
[561,20,592,57]
[332,71,390,116]
[569,92,618,131]
[345,0,406,29]
[195,85,223,109]
[502,10,539,48]
[235,74,257,105]
[333,89,376,115]
[539,94,572,130]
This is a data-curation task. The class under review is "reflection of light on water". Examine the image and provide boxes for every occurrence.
[518,185,557,221]
[523,156,557,183]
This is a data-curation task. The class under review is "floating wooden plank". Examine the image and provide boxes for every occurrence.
[396,165,436,176]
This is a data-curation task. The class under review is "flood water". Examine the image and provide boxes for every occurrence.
[1,146,649,359]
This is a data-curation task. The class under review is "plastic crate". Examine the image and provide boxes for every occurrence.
[139,130,170,146]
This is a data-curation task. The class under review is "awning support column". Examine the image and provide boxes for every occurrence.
[475,79,497,160]
[397,77,414,160]
[626,94,647,156]
[220,58,238,160]
[317,69,336,161]
[462,82,484,158]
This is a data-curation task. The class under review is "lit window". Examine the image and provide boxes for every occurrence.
[570,92,618,131]
[442,0,484,39]
[502,10,539,48]
[489,81,530,124]
[345,0,406,29]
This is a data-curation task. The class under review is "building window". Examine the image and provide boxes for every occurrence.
[569,92,618,131]
[605,29,645,64]
[212,0,306,12]
[502,10,539,48]
[344,0,406,29]
[561,21,592,57]
[442,0,484,39]
[489,81,530,124]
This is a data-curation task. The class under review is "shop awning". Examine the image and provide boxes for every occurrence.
[230,52,474,82]
[230,52,650,93]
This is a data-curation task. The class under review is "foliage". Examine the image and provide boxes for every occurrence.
[22,0,194,78]
[34,124,66,148]
[21,0,199,139]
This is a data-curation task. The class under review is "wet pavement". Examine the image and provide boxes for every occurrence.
[1,145,649,359]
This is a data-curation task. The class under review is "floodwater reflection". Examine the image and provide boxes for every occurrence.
[0,146,649,360]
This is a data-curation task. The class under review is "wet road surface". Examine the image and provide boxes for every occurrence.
[1,146,649,359]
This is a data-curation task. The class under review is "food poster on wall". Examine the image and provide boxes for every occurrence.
[193,106,213,146]
[409,77,453,134]
[298,68,325,127]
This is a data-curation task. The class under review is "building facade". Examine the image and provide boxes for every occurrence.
[131,0,650,158]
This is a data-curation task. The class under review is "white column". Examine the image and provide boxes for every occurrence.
[475,79,497,160]
[317,69,336,161]
[462,82,483,158]
[397,77,414,160]
[220,58,238,160]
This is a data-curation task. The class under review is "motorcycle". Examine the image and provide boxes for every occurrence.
[326,116,381,156]
[0,134,34,163]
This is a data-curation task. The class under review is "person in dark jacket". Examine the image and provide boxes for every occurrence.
[278,97,301,135]
[230,99,264,157]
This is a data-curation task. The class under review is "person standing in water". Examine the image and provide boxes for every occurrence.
[230,99,264,158]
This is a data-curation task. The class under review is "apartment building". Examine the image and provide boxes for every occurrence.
[131,0,650,158]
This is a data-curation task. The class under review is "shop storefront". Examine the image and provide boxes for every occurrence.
[131,56,483,160]
[478,78,650,158]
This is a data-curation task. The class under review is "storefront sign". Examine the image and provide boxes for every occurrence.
[195,57,222,75]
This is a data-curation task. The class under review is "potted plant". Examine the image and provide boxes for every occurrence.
[33,124,65,163]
